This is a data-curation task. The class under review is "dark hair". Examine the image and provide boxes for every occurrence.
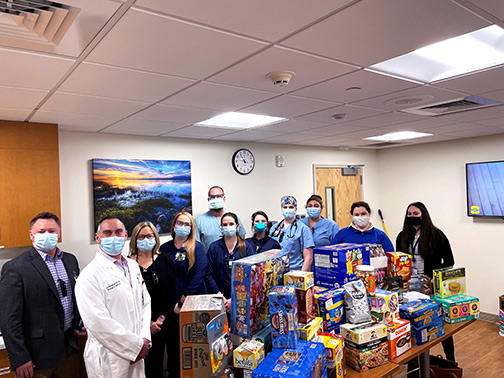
[221,212,246,258]
[350,201,371,215]
[306,194,323,208]
[208,186,225,197]
[97,216,125,232]
[251,211,270,234]
[397,201,438,260]
[30,212,60,229]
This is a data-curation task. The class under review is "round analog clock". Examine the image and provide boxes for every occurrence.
[232,149,255,175]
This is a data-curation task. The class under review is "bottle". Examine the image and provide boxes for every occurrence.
[356,265,376,296]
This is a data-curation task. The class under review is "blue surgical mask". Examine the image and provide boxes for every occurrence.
[174,225,191,238]
[100,236,125,256]
[209,198,225,210]
[254,222,266,233]
[137,238,156,253]
[282,209,296,220]
[33,233,58,252]
[306,208,321,219]
[222,226,237,237]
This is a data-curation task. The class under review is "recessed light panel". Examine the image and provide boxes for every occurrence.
[369,25,504,83]
[195,112,287,129]
[364,131,433,142]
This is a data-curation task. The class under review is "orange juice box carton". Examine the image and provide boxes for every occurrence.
[368,289,400,320]
[430,294,480,323]
[386,319,411,359]
[298,317,323,341]
[233,339,265,370]
[312,333,346,378]
[399,300,443,328]
[386,252,411,281]
[432,267,466,298]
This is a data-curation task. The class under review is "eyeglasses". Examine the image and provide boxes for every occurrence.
[208,194,224,200]
[175,220,191,228]
[58,279,67,297]
[137,233,155,240]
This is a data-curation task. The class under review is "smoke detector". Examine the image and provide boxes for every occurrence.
[267,71,295,86]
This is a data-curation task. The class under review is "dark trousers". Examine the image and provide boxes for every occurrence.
[145,324,168,378]
[441,336,455,361]
[165,314,180,378]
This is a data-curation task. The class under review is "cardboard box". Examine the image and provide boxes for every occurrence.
[312,334,345,378]
[315,288,345,333]
[231,250,289,337]
[299,317,323,341]
[180,295,225,378]
[399,300,443,329]
[368,289,400,320]
[345,338,388,372]
[313,244,370,289]
[252,324,272,354]
[284,271,315,290]
[431,294,480,323]
[386,252,411,282]
[340,322,387,345]
[433,267,466,298]
[233,339,265,370]
[296,286,315,324]
[411,318,445,346]
[269,286,298,349]
[386,319,411,359]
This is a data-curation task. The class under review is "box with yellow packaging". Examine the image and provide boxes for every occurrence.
[433,267,466,298]
[233,339,265,370]
[386,252,411,281]
[299,317,323,341]
[284,270,315,290]
[368,289,400,321]
[431,294,480,323]
[312,334,346,378]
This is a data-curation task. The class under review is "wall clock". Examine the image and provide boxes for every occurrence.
[232,149,255,175]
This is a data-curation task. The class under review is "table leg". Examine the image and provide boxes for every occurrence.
[419,350,430,378]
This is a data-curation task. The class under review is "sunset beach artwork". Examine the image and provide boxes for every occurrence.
[92,159,192,235]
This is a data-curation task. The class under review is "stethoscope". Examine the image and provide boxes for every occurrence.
[271,219,298,243]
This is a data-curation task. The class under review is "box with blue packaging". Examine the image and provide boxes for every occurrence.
[411,318,445,346]
[268,286,298,349]
[399,300,443,329]
[315,288,345,333]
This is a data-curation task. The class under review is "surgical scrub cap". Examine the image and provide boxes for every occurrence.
[281,195,297,207]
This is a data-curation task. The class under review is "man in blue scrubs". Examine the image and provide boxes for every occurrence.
[195,186,246,251]
[269,195,315,271]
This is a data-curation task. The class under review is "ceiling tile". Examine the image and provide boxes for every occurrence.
[0,86,47,109]
[441,126,504,138]
[132,104,220,124]
[40,92,150,118]
[240,95,337,118]
[258,133,321,144]
[59,62,196,102]
[441,104,504,123]
[258,119,331,133]
[0,48,74,90]
[161,126,234,138]
[30,111,120,132]
[161,82,278,111]
[101,118,186,136]
[136,0,354,41]
[470,116,504,128]
[303,124,371,137]
[332,128,388,139]
[478,88,504,102]
[212,129,283,141]
[281,0,489,66]
[434,66,504,95]
[296,104,387,124]
[0,108,32,121]
[343,113,422,128]
[208,46,357,93]
[86,8,266,79]
[380,117,458,131]
[422,122,485,134]
[293,135,352,146]
[464,0,504,21]
[291,70,419,103]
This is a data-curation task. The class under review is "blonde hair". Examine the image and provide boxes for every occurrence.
[129,222,161,257]
[171,212,196,271]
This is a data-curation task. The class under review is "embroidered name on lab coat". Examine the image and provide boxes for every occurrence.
[106,281,121,291]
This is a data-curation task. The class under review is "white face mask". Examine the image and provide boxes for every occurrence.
[208,197,225,210]
[353,216,370,228]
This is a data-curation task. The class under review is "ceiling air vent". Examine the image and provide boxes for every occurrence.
[0,0,80,45]
[401,95,501,116]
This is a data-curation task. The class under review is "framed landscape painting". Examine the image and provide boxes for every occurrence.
[92,159,192,236]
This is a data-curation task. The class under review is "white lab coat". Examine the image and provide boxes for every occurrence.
[75,251,151,378]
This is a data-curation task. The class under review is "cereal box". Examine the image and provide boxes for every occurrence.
[313,286,329,315]
[299,317,323,341]
[411,318,445,346]
[233,339,265,370]
[315,288,345,333]
[399,300,443,329]
[368,289,400,321]
[284,271,315,290]
[433,267,466,298]
[312,334,345,378]
[231,250,289,337]
[340,322,387,345]
[313,244,371,289]
[344,338,388,372]
[180,295,225,378]
[431,294,480,323]
[386,319,411,359]
[386,252,411,281]
[297,286,315,324]
[269,286,298,349]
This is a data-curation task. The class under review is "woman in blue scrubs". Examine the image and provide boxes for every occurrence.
[301,194,340,247]
[206,212,254,312]
[269,195,315,271]
[246,211,281,253]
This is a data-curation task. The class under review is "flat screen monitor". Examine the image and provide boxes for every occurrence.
[466,160,504,217]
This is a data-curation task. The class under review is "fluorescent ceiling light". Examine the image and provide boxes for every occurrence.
[195,112,287,129]
[369,25,504,83]
[364,131,433,142]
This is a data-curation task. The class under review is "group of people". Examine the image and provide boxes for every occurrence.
[0,185,457,378]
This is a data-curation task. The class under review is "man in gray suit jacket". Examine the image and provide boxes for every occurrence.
[0,212,85,378]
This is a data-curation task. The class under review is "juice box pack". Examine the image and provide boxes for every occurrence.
[431,294,480,323]
[433,267,466,298]
[231,249,289,337]
[269,286,298,349]
[386,252,412,281]
[399,300,443,328]
[314,288,345,333]
[233,339,265,370]
[313,244,370,289]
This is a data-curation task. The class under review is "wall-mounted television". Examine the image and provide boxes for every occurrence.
[466,160,504,217]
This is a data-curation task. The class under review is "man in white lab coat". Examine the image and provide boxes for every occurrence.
[75,216,151,378]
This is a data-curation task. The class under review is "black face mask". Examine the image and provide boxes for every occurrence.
[406,217,422,226]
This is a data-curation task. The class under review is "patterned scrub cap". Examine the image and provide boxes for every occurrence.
[281,195,297,207]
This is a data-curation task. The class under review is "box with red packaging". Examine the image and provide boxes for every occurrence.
[386,252,411,282]
[386,319,411,359]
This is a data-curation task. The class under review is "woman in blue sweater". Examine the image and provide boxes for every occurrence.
[246,211,281,253]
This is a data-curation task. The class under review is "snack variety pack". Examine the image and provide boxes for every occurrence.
[284,271,315,324]
[431,294,480,323]
[410,318,445,346]
[268,286,298,349]
[399,300,443,328]
[231,250,290,337]
[433,267,466,298]
[386,252,412,282]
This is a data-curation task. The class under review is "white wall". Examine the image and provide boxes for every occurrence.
[377,134,504,315]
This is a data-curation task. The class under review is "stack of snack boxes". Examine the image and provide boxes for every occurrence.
[312,333,346,378]
[284,271,315,324]
[368,289,400,326]
[314,288,346,334]
[399,300,444,346]
[268,286,299,349]
[231,250,289,338]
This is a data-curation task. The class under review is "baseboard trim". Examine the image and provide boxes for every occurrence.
[479,311,499,323]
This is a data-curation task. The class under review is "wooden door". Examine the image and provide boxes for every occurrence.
[315,167,362,228]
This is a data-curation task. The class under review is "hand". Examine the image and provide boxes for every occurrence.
[131,338,151,364]
[73,326,87,337]
[156,315,165,327]
[16,361,35,378]
[174,303,182,315]
[224,298,231,313]
[150,321,162,334]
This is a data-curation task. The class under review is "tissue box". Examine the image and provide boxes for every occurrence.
[298,317,323,341]
[431,294,480,323]
[433,267,466,298]
[399,300,443,329]
[386,252,411,281]
[411,319,445,346]
[233,339,265,370]
[269,286,298,349]
[368,289,400,320]
[315,288,345,333]
[387,319,411,359]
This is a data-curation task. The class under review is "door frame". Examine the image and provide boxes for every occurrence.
[312,164,365,196]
